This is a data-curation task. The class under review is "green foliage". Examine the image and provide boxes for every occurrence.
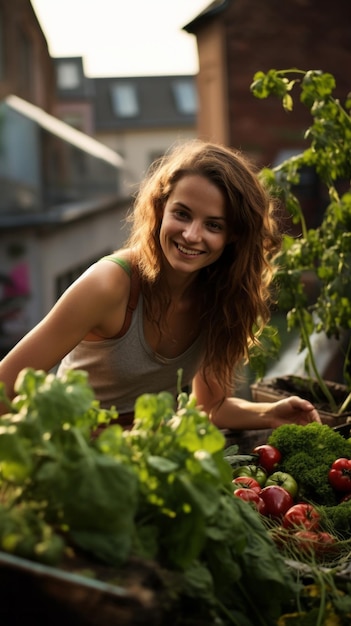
[277,581,351,626]
[0,368,298,626]
[268,422,351,506]
[319,500,351,537]
[250,69,351,413]
[248,324,282,380]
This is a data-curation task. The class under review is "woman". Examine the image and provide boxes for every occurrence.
[0,140,319,427]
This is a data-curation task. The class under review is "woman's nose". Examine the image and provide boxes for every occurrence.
[182,222,202,242]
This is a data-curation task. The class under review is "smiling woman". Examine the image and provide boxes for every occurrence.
[0,139,321,433]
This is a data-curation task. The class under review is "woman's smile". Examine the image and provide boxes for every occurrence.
[175,242,205,257]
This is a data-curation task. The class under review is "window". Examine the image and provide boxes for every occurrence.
[110,83,139,118]
[57,63,81,90]
[172,80,198,115]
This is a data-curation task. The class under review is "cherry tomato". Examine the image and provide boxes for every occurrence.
[252,444,282,474]
[232,476,261,493]
[328,458,351,492]
[282,503,320,531]
[259,485,294,519]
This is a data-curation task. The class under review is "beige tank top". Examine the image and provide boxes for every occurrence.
[56,258,204,418]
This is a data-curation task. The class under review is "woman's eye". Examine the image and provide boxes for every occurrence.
[175,210,189,220]
[207,221,223,231]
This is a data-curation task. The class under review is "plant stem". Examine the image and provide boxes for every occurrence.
[297,311,338,413]
[315,569,327,626]
[338,392,351,415]
[339,338,351,414]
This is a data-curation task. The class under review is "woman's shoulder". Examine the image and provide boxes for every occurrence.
[99,248,134,276]
[74,249,133,306]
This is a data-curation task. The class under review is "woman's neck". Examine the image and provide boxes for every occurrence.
[159,262,200,303]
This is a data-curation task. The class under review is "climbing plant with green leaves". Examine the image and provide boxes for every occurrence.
[249,69,351,413]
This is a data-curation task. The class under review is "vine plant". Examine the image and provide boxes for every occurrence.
[249,69,351,414]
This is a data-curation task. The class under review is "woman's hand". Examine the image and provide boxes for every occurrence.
[267,396,321,428]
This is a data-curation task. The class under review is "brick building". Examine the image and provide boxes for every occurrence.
[185,0,351,168]
[0,0,55,111]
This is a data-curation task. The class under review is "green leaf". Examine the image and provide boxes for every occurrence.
[146,455,179,473]
[0,431,33,483]
[182,559,215,600]
[282,93,293,111]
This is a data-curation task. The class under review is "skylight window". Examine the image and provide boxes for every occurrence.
[172,80,198,115]
[111,83,139,118]
[57,63,81,89]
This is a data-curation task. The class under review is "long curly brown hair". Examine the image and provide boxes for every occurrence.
[125,139,281,390]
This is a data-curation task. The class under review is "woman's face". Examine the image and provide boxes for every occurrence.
[159,174,228,274]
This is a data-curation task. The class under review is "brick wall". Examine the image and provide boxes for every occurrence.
[223,0,351,168]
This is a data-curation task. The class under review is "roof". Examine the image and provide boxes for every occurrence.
[183,0,229,33]
[93,75,197,132]
[3,95,124,167]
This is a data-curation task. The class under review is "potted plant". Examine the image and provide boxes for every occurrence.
[248,68,351,424]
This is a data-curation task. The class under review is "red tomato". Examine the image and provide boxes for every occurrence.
[328,458,351,492]
[255,497,267,515]
[292,530,337,557]
[252,444,282,474]
[259,485,294,519]
[282,503,320,531]
[233,488,267,514]
[232,476,261,493]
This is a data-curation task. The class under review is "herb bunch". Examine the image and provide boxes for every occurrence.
[0,367,298,625]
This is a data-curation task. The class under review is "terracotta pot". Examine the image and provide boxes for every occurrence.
[250,376,351,427]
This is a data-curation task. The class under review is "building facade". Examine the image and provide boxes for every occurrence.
[0,1,130,357]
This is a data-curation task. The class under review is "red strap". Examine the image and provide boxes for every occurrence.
[114,265,140,338]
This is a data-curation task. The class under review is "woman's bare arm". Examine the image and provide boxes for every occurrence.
[192,371,320,430]
[0,260,130,410]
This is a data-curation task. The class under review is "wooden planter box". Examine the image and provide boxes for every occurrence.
[251,376,351,427]
[0,551,164,626]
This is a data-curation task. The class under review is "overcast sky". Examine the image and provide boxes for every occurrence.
[31,0,208,77]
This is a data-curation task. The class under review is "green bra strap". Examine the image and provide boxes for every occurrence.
[100,255,132,277]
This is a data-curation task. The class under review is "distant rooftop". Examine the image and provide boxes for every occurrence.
[53,57,197,133]
[93,75,197,132]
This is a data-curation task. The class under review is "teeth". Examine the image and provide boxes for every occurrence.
[177,244,201,256]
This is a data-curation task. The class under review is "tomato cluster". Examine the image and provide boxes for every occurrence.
[232,444,337,558]
[232,444,298,518]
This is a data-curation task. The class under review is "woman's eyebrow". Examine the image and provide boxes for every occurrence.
[174,202,226,219]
